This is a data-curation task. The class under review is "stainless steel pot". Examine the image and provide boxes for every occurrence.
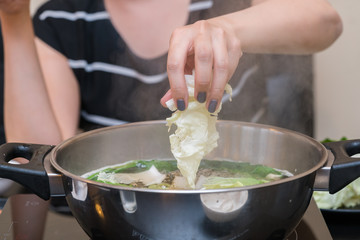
[0,120,359,240]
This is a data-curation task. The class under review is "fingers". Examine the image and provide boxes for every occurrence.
[160,89,172,108]
[167,28,192,111]
[208,28,242,113]
[206,28,229,113]
[166,20,242,113]
[194,22,213,104]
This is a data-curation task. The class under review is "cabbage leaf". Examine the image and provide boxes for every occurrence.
[166,74,232,188]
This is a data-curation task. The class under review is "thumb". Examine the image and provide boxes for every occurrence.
[160,89,173,108]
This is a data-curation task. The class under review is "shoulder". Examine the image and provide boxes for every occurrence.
[33,0,107,29]
[32,0,108,59]
[34,0,103,13]
[32,0,107,38]
[33,0,106,22]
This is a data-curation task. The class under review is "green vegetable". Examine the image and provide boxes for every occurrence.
[321,137,347,143]
[198,160,283,178]
[313,177,360,209]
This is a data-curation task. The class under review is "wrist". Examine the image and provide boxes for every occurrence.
[0,5,31,24]
[1,9,32,33]
[207,14,243,51]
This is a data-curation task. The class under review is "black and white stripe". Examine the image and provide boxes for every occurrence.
[39,1,213,21]
[38,0,214,126]
[39,10,109,21]
[39,1,213,83]
[69,60,168,84]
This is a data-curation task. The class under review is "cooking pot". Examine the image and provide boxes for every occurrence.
[0,120,359,240]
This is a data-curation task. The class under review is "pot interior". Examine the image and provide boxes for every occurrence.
[51,120,327,182]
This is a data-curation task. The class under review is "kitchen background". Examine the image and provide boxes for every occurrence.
[314,0,360,141]
[30,0,359,141]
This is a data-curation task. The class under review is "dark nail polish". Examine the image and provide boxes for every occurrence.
[197,92,206,103]
[177,99,186,111]
[208,100,218,113]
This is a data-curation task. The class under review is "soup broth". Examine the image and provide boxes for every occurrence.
[84,160,292,190]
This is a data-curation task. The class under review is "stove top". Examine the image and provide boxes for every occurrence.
[0,194,332,240]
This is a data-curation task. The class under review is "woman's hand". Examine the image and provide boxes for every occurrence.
[162,19,242,113]
[161,0,342,113]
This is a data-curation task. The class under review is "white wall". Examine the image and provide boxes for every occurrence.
[314,0,360,140]
[30,0,47,15]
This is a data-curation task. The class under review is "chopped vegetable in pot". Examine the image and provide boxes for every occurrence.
[83,159,292,190]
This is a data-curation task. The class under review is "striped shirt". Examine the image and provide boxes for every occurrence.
[33,0,314,135]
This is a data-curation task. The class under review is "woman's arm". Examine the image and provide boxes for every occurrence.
[0,3,79,144]
[35,38,80,141]
[164,0,342,112]
[219,0,342,54]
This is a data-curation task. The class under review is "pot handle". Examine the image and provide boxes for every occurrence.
[0,143,54,200]
[324,139,360,194]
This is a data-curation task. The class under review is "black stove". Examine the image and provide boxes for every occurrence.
[0,193,335,240]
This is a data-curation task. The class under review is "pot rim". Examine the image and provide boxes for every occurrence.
[49,120,329,194]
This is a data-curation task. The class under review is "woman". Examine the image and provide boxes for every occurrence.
[0,0,342,239]
[0,0,342,146]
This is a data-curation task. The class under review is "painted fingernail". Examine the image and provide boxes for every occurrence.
[177,99,186,111]
[197,92,207,103]
[208,100,218,113]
